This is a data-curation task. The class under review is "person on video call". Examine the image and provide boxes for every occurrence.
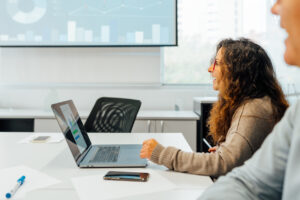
[200,0,300,199]
[140,38,288,178]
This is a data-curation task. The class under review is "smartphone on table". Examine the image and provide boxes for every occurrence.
[103,171,149,182]
[31,136,50,143]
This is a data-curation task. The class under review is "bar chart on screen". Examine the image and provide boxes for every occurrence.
[0,0,177,46]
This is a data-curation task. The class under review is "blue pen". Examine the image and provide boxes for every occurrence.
[203,138,212,149]
[5,176,26,199]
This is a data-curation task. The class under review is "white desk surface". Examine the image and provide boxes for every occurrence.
[0,133,212,200]
[0,109,199,120]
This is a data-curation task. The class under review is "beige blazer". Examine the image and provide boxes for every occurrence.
[150,96,276,177]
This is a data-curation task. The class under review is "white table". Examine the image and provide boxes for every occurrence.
[0,133,212,199]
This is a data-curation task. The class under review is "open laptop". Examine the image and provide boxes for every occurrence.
[51,100,147,168]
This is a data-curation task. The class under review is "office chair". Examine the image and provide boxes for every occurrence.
[84,97,141,133]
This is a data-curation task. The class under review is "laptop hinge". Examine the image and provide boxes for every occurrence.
[76,145,93,165]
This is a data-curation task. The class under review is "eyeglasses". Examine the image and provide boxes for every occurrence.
[213,59,216,71]
[209,59,217,72]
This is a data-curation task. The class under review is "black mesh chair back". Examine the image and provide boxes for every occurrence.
[84,97,141,133]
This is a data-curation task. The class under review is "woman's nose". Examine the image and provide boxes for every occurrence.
[208,64,214,73]
[271,1,281,15]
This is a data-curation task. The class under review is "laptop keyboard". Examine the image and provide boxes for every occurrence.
[90,146,120,163]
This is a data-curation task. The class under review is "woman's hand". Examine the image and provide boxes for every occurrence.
[208,146,217,153]
[140,138,158,159]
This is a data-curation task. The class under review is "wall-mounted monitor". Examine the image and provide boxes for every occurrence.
[0,0,177,47]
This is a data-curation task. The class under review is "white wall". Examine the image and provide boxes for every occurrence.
[0,47,161,84]
[0,47,217,111]
[0,86,216,111]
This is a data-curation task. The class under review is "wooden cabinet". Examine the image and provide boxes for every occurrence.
[34,119,61,132]
[131,119,155,133]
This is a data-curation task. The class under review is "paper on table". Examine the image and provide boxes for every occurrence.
[0,165,60,199]
[18,133,64,144]
[71,170,177,200]
[113,188,207,200]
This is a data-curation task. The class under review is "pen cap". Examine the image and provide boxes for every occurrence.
[18,176,26,185]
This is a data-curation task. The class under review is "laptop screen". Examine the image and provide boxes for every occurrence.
[52,100,92,162]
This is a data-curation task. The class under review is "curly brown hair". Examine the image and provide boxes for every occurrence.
[207,38,289,145]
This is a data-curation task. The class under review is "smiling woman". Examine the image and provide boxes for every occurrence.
[207,38,289,145]
[141,38,289,178]
[208,48,224,90]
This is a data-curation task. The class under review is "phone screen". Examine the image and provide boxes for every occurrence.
[31,136,50,143]
[103,171,149,182]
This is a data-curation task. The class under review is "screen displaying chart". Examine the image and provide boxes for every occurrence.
[60,104,88,154]
[0,0,177,46]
